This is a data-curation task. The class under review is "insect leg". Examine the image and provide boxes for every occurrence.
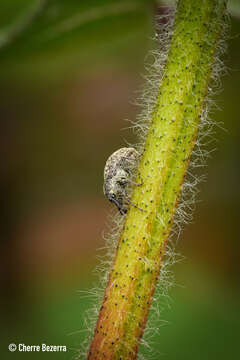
[128,179,144,187]
[125,197,146,213]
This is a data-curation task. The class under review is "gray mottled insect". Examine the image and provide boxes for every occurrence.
[103,147,143,215]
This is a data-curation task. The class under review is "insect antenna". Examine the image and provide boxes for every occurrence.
[110,197,127,215]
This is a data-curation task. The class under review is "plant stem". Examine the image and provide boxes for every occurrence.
[88,0,227,359]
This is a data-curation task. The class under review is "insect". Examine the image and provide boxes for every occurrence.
[103,147,143,214]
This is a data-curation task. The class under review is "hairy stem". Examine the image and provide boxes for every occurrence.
[88,0,227,359]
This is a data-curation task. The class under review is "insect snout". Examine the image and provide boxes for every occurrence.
[109,195,127,215]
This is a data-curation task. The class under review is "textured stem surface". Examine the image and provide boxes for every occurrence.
[88,0,227,359]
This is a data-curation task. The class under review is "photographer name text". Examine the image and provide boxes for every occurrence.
[8,343,67,352]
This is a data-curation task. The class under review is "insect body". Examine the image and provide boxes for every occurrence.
[103,147,140,214]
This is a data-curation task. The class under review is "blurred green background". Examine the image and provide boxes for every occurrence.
[0,0,239,359]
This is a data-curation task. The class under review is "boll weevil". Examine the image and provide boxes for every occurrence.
[103,147,144,214]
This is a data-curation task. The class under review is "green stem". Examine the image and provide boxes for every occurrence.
[88,0,227,359]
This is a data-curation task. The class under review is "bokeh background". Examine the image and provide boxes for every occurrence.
[0,0,239,359]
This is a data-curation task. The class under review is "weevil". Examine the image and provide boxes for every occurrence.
[103,147,143,214]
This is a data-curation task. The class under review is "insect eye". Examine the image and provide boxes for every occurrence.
[117,178,127,186]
